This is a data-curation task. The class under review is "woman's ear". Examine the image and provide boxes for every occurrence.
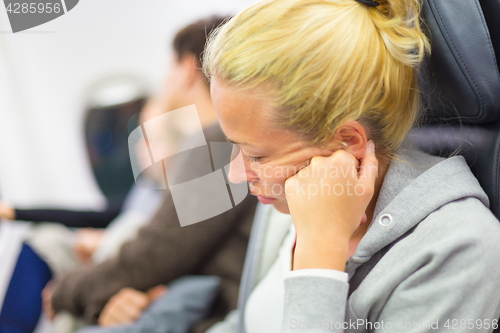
[179,54,203,87]
[331,120,368,159]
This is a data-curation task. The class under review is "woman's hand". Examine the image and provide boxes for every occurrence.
[0,201,15,221]
[98,285,168,326]
[285,140,378,271]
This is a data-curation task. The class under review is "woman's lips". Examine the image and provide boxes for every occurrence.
[257,196,276,204]
[249,188,276,204]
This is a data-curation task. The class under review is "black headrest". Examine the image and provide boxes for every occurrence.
[409,123,500,218]
[419,0,500,124]
[479,0,500,70]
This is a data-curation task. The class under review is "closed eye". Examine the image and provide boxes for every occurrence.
[229,142,265,163]
[243,154,263,163]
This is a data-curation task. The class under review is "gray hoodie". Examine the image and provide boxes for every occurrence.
[282,140,500,332]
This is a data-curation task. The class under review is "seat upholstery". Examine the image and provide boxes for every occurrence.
[479,0,500,71]
[411,0,500,218]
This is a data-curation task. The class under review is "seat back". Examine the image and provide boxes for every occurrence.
[410,0,500,219]
[84,75,149,206]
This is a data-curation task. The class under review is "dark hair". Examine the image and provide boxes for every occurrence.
[173,16,229,72]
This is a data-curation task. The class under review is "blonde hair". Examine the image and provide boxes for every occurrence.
[203,0,430,159]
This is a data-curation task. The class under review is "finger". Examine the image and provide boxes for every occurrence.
[325,150,358,180]
[358,140,378,183]
[122,290,150,310]
[98,309,109,326]
[147,285,168,302]
[100,295,142,326]
[360,212,367,225]
[284,175,299,197]
[99,310,115,326]
[326,149,357,169]
[116,300,145,321]
[100,289,149,325]
[98,299,119,326]
[101,307,133,326]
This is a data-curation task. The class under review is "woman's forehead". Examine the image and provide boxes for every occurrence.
[211,79,280,145]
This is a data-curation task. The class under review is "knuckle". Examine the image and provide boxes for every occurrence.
[120,288,132,295]
[333,150,353,164]
[310,156,324,167]
[285,177,296,187]
[108,301,118,309]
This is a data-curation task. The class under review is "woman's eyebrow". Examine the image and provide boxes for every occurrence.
[226,137,255,147]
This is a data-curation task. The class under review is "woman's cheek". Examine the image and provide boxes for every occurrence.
[271,177,289,200]
[275,165,300,196]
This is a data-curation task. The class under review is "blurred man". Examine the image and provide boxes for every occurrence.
[43,16,258,333]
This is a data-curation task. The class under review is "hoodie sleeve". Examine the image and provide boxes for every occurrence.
[281,270,348,333]
[366,227,500,332]
[281,202,500,333]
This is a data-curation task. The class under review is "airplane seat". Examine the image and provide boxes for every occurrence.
[84,75,149,206]
[410,0,500,219]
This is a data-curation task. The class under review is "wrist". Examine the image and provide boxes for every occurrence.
[293,236,349,271]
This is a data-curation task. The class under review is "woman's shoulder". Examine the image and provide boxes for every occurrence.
[411,196,500,263]
[378,142,500,263]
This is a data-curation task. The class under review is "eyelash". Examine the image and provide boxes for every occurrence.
[243,154,263,163]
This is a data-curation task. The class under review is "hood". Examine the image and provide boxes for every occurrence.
[346,138,490,270]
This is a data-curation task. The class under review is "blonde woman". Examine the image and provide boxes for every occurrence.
[203,0,500,332]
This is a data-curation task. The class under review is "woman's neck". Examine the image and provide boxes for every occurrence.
[349,157,390,245]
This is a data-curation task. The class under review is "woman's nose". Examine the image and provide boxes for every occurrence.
[228,156,250,184]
